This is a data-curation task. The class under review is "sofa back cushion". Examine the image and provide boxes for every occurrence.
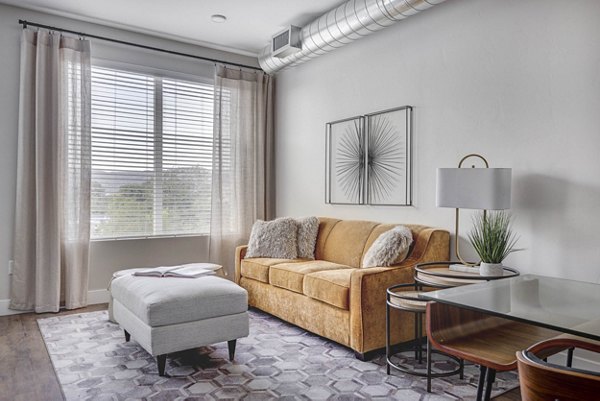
[314,217,341,260]
[318,220,380,268]
[362,224,431,266]
[312,218,436,268]
[361,225,413,268]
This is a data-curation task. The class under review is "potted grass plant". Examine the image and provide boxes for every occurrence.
[468,211,519,276]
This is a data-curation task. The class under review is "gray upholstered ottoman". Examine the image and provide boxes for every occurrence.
[111,274,249,376]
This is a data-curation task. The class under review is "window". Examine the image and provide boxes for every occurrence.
[90,64,214,239]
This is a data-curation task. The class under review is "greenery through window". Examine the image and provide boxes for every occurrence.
[90,65,214,239]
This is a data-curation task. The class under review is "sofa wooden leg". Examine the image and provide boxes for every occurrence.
[157,355,167,376]
[124,330,130,342]
[354,348,382,361]
[228,339,237,361]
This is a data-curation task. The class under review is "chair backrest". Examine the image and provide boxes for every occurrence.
[517,346,600,401]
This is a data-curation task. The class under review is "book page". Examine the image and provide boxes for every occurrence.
[166,265,217,278]
[133,266,179,277]
[177,263,222,272]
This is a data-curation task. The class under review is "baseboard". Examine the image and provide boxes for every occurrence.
[0,299,28,316]
[87,289,111,305]
[0,289,110,316]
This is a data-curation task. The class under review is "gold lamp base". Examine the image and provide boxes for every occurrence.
[454,154,489,267]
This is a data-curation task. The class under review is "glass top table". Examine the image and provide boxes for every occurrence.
[420,274,600,342]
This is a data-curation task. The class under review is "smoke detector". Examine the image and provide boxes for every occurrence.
[211,14,227,23]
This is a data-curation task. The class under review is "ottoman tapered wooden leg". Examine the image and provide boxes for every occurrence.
[124,330,130,342]
[157,354,167,376]
[228,339,237,361]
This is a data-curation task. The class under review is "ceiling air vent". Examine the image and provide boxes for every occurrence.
[259,0,448,74]
[271,26,301,58]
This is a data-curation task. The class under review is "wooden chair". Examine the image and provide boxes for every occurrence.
[527,319,600,368]
[426,302,560,401]
[518,338,600,401]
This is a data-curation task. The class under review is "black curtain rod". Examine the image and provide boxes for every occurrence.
[18,19,263,72]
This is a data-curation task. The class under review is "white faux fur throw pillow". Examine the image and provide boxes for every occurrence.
[295,217,319,259]
[246,217,298,259]
[362,225,413,268]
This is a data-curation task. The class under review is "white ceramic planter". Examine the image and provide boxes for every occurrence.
[479,262,504,277]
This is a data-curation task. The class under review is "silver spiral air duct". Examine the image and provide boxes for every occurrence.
[258,0,447,74]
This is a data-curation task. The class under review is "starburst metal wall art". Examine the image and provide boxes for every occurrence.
[365,106,412,205]
[326,116,365,204]
[326,106,412,206]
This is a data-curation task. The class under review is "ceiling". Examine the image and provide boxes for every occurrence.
[0,0,345,57]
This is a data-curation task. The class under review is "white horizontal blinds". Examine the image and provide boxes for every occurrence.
[160,78,214,235]
[91,66,155,238]
[90,65,215,239]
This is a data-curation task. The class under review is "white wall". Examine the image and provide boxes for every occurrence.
[275,0,600,283]
[0,4,258,308]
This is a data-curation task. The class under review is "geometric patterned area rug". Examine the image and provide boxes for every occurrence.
[38,309,518,400]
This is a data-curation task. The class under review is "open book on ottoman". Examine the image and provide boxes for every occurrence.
[133,263,222,278]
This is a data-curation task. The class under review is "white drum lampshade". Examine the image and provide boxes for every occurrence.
[436,154,512,267]
[436,168,512,210]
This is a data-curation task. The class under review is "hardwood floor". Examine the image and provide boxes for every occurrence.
[0,304,107,401]
[497,387,522,400]
[0,304,521,401]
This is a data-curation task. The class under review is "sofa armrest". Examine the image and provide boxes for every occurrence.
[235,245,248,284]
[347,228,449,354]
[405,228,450,263]
[349,265,415,353]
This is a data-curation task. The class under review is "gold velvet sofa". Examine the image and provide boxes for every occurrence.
[234,217,449,359]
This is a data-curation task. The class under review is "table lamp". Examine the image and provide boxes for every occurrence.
[436,154,512,267]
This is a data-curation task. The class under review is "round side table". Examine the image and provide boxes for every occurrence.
[386,283,463,392]
[415,261,519,288]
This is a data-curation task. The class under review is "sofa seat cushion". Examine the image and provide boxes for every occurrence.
[111,275,247,327]
[241,258,307,283]
[270,260,353,293]
[303,269,355,310]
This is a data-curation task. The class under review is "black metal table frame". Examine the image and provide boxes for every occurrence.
[386,283,463,392]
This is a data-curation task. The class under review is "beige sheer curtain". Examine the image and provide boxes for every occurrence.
[10,30,92,313]
[209,65,274,277]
